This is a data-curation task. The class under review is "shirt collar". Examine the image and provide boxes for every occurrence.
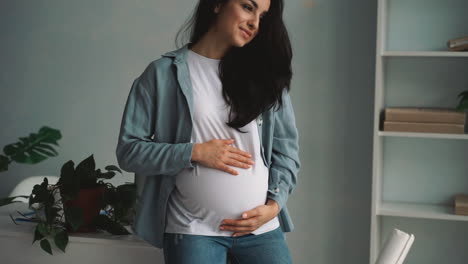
[161,43,191,64]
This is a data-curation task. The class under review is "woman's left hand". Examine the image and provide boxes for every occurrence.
[219,199,280,237]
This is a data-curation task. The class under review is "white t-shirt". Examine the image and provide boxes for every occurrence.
[164,49,279,236]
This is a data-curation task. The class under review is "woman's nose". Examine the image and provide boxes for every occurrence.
[248,15,260,31]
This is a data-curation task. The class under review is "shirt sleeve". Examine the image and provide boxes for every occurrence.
[266,89,301,211]
[115,62,196,176]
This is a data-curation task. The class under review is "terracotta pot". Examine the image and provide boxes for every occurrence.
[63,186,106,233]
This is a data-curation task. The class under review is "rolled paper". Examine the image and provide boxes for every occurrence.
[396,233,414,264]
[375,228,415,264]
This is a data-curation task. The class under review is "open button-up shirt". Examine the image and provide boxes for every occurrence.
[116,43,301,249]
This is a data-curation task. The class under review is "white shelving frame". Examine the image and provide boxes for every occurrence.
[383,51,468,58]
[369,0,468,263]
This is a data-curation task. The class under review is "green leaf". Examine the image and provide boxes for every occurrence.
[0,155,9,172]
[19,137,30,145]
[116,184,136,208]
[105,165,122,174]
[64,206,84,232]
[58,160,79,199]
[101,187,117,206]
[457,90,468,98]
[45,206,61,225]
[38,126,61,145]
[75,154,96,188]
[97,171,115,179]
[40,239,53,255]
[33,225,45,244]
[75,154,95,176]
[93,215,130,235]
[34,147,57,157]
[36,143,58,156]
[3,126,61,164]
[59,160,75,183]
[27,150,48,163]
[30,178,50,205]
[37,223,49,237]
[54,229,68,253]
[41,177,49,188]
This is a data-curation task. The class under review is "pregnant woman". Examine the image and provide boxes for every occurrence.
[116,0,300,263]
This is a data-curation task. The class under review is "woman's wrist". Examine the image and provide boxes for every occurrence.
[266,199,280,215]
[191,143,201,162]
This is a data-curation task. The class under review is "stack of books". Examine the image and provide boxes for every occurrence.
[447,35,468,51]
[383,107,466,134]
[454,194,468,216]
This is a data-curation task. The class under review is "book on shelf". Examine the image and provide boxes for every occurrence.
[454,194,468,216]
[383,121,465,134]
[449,43,468,52]
[447,35,468,51]
[385,107,466,124]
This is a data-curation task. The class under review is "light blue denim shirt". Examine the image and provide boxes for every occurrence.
[116,43,300,249]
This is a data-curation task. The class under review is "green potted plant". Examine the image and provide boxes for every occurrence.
[1,155,136,255]
[28,177,69,255]
[0,126,61,173]
[0,126,61,205]
[57,154,124,233]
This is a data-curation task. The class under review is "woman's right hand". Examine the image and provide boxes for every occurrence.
[191,139,254,175]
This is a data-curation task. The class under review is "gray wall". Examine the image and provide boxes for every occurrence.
[0,0,376,263]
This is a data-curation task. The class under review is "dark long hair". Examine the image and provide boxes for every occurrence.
[175,0,292,133]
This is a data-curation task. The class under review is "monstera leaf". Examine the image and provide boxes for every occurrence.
[0,126,61,172]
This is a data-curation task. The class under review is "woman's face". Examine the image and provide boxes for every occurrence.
[213,0,270,47]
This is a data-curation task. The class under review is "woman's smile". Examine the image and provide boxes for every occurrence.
[240,28,252,39]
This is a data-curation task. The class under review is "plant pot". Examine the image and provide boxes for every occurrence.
[63,186,106,233]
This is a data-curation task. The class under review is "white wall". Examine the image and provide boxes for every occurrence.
[0,0,376,263]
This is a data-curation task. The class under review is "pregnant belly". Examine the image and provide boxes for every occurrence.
[174,164,269,218]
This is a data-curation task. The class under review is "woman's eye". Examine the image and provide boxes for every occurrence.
[243,4,253,11]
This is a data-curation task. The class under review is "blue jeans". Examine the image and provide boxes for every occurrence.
[163,227,293,264]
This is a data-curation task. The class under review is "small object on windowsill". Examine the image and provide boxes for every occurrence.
[13,217,40,223]
[22,211,36,216]
[384,107,466,124]
[383,121,465,134]
[454,194,468,216]
[8,209,39,224]
[447,35,468,51]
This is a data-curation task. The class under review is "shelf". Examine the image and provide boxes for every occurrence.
[371,0,468,262]
[379,131,468,140]
[379,201,468,222]
[382,51,468,57]
[0,202,152,248]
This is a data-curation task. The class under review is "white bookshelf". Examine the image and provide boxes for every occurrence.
[382,51,468,58]
[370,0,468,263]
[379,201,468,222]
[377,202,468,221]
[378,131,468,140]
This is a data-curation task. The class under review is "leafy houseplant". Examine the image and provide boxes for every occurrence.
[0,128,136,255]
[0,126,61,173]
[1,155,136,255]
[28,177,69,255]
[0,125,63,253]
[58,154,135,236]
[58,154,136,234]
[58,154,123,233]
[0,126,61,205]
